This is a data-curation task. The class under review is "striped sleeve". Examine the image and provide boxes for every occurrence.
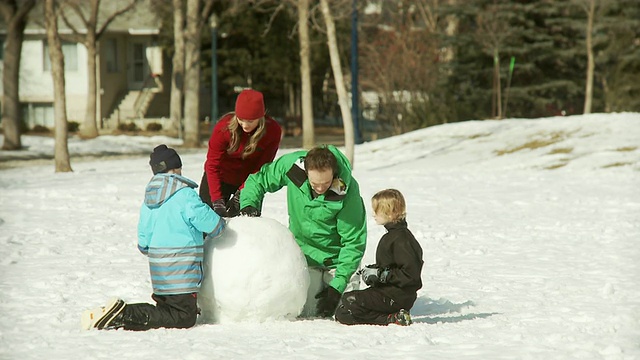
[147,246,204,295]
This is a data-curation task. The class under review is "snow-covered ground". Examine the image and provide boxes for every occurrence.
[0,113,639,359]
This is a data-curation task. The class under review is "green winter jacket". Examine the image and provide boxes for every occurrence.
[240,145,367,293]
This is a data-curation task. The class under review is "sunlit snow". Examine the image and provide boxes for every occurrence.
[0,112,638,359]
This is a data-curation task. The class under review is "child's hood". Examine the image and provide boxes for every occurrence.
[326,144,354,187]
[144,173,198,208]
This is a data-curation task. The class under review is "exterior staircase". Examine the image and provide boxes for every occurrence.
[112,91,141,121]
[107,75,164,126]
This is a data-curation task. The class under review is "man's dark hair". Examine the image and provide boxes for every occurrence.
[305,146,338,176]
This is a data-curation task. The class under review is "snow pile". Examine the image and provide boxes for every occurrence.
[199,217,310,323]
[354,113,640,171]
[0,134,183,161]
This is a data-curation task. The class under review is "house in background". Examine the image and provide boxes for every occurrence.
[0,0,170,131]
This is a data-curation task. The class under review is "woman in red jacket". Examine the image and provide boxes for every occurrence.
[199,89,282,217]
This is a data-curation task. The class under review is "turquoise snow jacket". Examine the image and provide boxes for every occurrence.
[138,174,225,295]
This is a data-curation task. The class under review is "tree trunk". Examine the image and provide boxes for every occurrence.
[1,20,24,150]
[319,0,354,165]
[583,0,595,114]
[297,0,314,149]
[0,0,36,150]
[45,0,72,172]
[58,0,138,137]
[601,76,611,113]
[183,0,201,147]
[287,81,295,117]
[494,48,502,119]
[170,0,185,138]
[79,33,100,138]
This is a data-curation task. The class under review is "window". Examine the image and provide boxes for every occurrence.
[21,103,55,128]
[132,43,145,82]
[43,41,78,71]
[105,38,119,72]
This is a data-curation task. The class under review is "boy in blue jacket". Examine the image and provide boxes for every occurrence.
[81,145,225,331]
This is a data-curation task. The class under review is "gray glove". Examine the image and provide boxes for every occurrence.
[359,264,390,286]
[226,190,241,217]
[315,286,341,317]
[212,199,227,217]
[238,206,260,217]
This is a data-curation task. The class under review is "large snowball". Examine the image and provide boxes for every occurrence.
[199,217,310,323]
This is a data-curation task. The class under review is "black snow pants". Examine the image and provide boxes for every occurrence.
[198,173,239,209]
[334,288,404,326]
[117,293,198,331]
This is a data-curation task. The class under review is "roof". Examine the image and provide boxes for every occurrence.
[0,0,161,35]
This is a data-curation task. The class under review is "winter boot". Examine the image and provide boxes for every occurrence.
[81,298,126,330]
[388,309,412,326]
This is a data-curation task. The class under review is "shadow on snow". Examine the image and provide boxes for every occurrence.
[411,297,499,324]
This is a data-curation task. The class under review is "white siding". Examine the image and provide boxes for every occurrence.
[16,39,89,122]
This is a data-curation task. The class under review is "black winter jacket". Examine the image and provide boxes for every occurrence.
[374,220,424,308]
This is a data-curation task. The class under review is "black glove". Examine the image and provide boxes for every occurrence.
[212,199,227,217]
[358,264,390,286]
[226,190,241,217]
[315,286,341,318]
[238,206,260,217]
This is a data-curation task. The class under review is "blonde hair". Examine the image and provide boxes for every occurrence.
[227,113,267,158]
[371,189,406,223]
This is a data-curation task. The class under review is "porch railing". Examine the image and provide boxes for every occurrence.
[133,74,164,118]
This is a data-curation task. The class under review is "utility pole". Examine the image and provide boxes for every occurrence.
[351,0,363,144]
[210,14,219,132]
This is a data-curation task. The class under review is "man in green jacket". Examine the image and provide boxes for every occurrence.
[239,145,367,318]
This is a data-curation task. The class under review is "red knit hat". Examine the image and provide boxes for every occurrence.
[235,89,265,121]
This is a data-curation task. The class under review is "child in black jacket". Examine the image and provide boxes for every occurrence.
[335,189,423,326]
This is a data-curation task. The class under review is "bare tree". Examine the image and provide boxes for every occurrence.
[475,1,510,119]
[59,0,139,139]
[182,0,214,148]
[360,1,441,135]
[571,0,615,114]
[573,0,614,114]
[44,0,72,172]
[296,0,314,149]
[259,0,355,153]
[319,0,353,163]
[182,0,200,147]
[170,0,185,138]
[0,0,37,151]
[416,0,440,33]
[574,0,596,114]
[253,0,316,148]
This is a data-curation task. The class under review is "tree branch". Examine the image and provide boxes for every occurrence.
[97,0,140,37]
[0,2,13,22]
[0,0,35,23]
[57,3,83,43]
[60,2,86,34]
[416,0,438,33]
[261,2,286,37]
[197,0,214,31]
[67,1,90,28]
[14,0,36,20]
